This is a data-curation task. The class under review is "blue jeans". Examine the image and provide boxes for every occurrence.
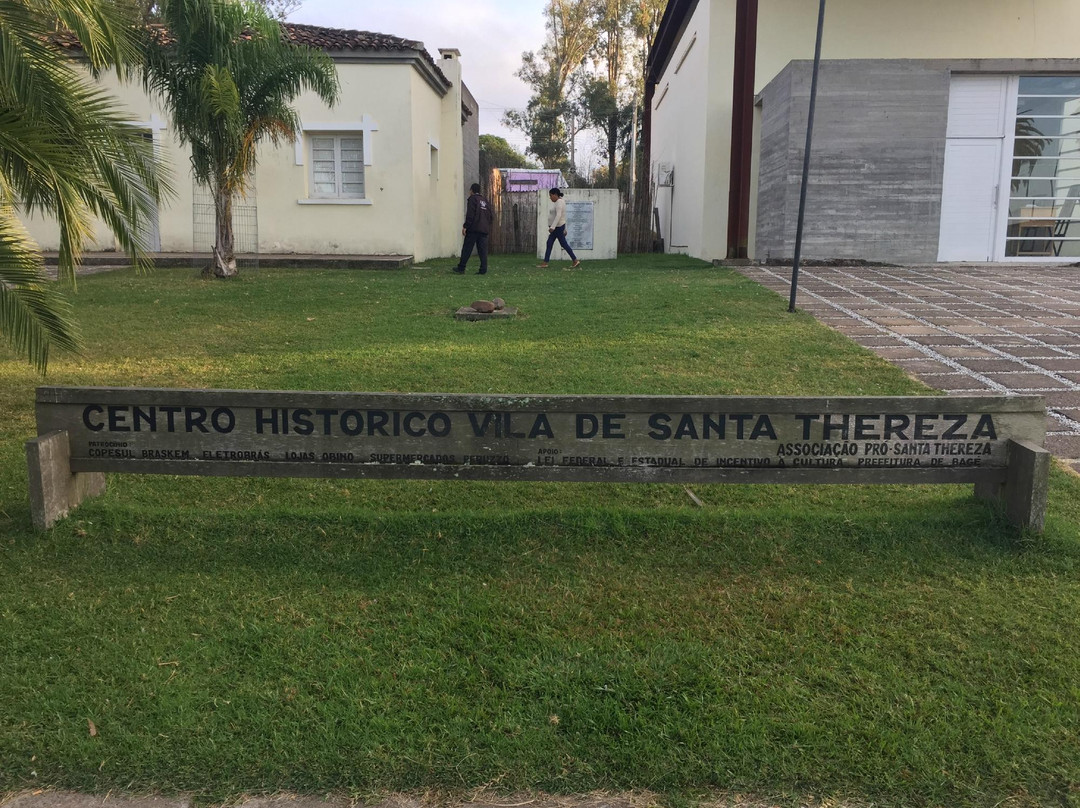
[456,230,489,273]
[544,226,577,262]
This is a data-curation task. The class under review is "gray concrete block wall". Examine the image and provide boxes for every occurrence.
[756,59,951,264]
[462,82,481,195]
[756,67,792,259]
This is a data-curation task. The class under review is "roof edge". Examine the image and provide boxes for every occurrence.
[646,0,701,86]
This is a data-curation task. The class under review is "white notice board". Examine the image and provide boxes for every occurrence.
[565,202,595,251]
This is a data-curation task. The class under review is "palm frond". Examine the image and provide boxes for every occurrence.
[145,0,339,260]
[0,0,169,369]
[0,203,81,371]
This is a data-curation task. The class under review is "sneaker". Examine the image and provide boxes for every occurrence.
[452,267,465,274]
[571,260,581,268]
[476,270,487,275]
[536,263,549,268]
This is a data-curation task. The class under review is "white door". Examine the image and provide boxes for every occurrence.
[937,76,1009,261]
[938,139,1002,261]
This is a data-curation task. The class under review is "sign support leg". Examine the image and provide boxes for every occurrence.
[976,439,1050,534]
[26,430,106,530]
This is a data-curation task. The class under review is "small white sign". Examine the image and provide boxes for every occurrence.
[565,201,595,251]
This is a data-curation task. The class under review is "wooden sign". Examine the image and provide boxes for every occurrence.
[27,387,1051,532]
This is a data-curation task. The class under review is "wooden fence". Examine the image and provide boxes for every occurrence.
[482,169,658,255]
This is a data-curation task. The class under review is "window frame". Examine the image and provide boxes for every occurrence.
[308,133,366,201]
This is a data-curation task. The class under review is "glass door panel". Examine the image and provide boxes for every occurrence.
[1007,77,1080,257]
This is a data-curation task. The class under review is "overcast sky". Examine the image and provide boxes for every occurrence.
[286,0,553,159]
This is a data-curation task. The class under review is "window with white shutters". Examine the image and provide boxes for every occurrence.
[310,135,365,199]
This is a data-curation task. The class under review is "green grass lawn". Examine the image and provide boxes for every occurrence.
[1,254,1079,807]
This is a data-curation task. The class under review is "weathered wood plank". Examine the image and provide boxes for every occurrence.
[66,457,1006,486]
[30,386,1049,532]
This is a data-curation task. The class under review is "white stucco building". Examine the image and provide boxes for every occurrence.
[28,24,479,263]
[646,0,1080,264]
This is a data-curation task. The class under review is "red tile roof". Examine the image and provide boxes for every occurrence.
[49,21,449,86]
[284,22,422,53]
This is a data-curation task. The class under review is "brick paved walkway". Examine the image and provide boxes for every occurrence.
[738,264,1080,468]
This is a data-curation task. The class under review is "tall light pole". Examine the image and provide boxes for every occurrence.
[788,0,827,313]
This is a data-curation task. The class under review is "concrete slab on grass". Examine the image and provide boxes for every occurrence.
[3,793,191,808]
[455,307,519,321]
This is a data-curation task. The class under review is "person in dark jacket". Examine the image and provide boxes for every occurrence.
[453,183,494,275]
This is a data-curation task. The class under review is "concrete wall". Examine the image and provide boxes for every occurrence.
[755,60,951,264]
[461,82,481,195]
[22,70,193,254]
[436,53,466,262]
[650,0,1080,262]
[24,53,467,262]
[535,189,620,261]
[755,0,1080,91]
[264,61,418,257]
[650,0,715,256]
[747,0,1080,261]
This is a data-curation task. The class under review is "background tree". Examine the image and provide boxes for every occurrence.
[587,0,632,187]
[507,0,665,184]
[479,135,538,174]
[256,0,301,19]
[144,0,338,277]
[112,0,303,22]
[1,0,167,370]
[504,0,595,171]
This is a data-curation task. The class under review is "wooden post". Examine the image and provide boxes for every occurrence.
[25,430,106,530]
[1005,439,1051,533]
[976,439,1050,533]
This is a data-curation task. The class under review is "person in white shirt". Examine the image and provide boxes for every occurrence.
[538,187,581,268]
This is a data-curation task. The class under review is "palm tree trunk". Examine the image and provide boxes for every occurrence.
[212,184,238,277]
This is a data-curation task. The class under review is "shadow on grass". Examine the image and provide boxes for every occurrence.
[3,492,1080,803]
[4,493,1069,579]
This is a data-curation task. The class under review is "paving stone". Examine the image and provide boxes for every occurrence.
[918,373,990,391]
[872,346,929,360]
[895,359,959,374]
[950,325,1006,335]
[867,317,922,328]
[1006,326,1059,335]
[1035,334,1080,346]
[833,327,882,337]
[892,326,945,336]
[935,346,998,359]
[981,373,1072,390]
[998,345,1072,359]
[1044,391,1080,408]
[916,335,975,347]
[852,308,892,317]
[733,263,1080,459]
[1045,434,1080,459]
[962,359,1034,373]
[922,318,976,327]
[941,386,999,394]
[855,337,907,347]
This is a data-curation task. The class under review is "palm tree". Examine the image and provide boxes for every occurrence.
[144,0,339,277]
[1,0,167,370]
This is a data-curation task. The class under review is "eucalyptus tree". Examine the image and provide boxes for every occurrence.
[0,0,166,370]
[504,0,595,170]
[144,0,338,276]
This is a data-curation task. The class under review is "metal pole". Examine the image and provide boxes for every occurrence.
[788,0,826,313]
